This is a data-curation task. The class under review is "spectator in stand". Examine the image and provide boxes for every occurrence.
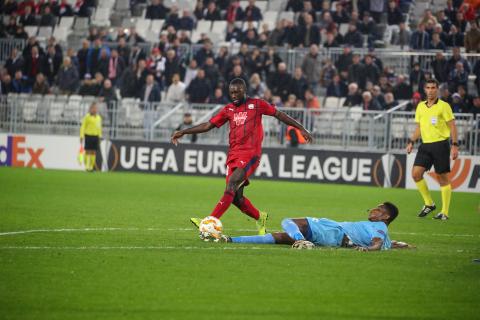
[165,73,186,103]
[248,73,266,98]
[268,62,293,102]
[410,62,426,93]
[204,1,221,21]
[1,0,18,15]
[179,10,194,31]
[410,24,430,50]
[343,23,363,48]
[439,83,453,104]
[323,32,340,48]
[226,0,244,22]
[146,0,170,19]
[24,46,46,85]
[108,49,125,86]
[474,59,480,95]
[451,93,467,113]
[301,44,321,94]
[19,5,37,26]
[11,70,30,93]
[304,89,320,109]
[448,62,469,92]
[454,11,467,33]
[99,79,117,104]
[127,27,145,44]
[5,48,24,78]
[268,20,284,46]
[32,73,50,94]
[79,74,99,96]
[431,52,449,83]
[297,13,321,47]
[243,29,259,46]
[1,74,13,95]
[457,85,474,111]
[203,56,220,89]
[327,74,348,97]
[391,22,411,49]
[471,96,480,117]
[129,45,146,68]
[445,25,464,47]
[96,48,110,79]
[286,0,303,12]
[208,87,229,104]
[226,22,243,42]
[141,74,161,103]
[393,75,413,100]
[332,2,350,24]
[244,0,262,21]
[87,39,110,76]
[361,91,382,111]
[118,65,136,98]
[319,58,336,90]
[364,55,381,86]
[227,65,248,86]
[245,48,263,76]
[77,39,90,79]
[465,20,480,53]
[447,47,471,74]
[335,46,353,77]
[297,1,316,25]
[54,0,74,16]
[186,69,211,103]
[193,0,204,20]
[372,85,386,108]
[405,92,422,111]
[194,40,215,67]
[358,11,375,38]
[384,92,398,109]
[437,10,452,33]
[348,54,366,90]
[39,5,56,27]
[430,32,447,50]
[387,0,404,25]
[56,57,79,94]
[5,16,18,36]
[44,45,62,85]
[369,0,385,23]
[343,82,362,107]
[184,59,198,88]
[291,67,308,101]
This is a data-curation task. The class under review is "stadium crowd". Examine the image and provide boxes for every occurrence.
[0,0,479,116]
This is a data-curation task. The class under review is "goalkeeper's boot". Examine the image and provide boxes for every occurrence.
[433,212,449,220]
[256,211,268,235]
[418,203,436,218]
[219,235,232,243]
[190,218,201,229]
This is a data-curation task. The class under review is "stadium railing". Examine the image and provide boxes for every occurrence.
[2,94,478,155]
[0,39,26,64]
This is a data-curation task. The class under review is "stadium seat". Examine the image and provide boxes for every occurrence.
[74,17,89,31]
[53,26,69,42]
[50,96,67,123]
[99,0,116,9]
[212,20,227,35]
[339,23,349,36]
[92,8,112,27]
[256,1,268,11]
[37,27,53,39]
[63,95,82,123]
[115,0,130,11]
[278,11,294,21]
[135,18,151,35]
[349,106,363,121]
[151,19,165,32]
[263,11,278,30]
[59,16,75,29]
[23,97,39,122]
[391,117,407,139]
[324,97,341,109]
[196,20,212,33]
[24,26,38,37]
[268,0,286,11]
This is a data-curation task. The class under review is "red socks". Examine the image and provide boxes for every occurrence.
[237,197,260,220]
[210,191,235,219]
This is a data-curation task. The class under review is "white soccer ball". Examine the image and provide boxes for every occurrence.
[199,216,223,241]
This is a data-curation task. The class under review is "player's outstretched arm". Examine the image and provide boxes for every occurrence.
[171,122,215,145]
[274,110,313,143]
[356,237,383,252]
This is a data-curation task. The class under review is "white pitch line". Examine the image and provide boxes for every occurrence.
[0,246,289,251]
[0,228,478,238]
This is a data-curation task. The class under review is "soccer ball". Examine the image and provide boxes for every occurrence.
[199,216,223,241]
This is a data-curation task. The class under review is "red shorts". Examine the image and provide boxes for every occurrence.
[226,154,260,186]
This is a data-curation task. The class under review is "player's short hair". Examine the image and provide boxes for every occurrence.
[424,79,439,87]
[229,77,246,89]
[383,202,399,223]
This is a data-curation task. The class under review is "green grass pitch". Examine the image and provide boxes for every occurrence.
[1,167,479,320]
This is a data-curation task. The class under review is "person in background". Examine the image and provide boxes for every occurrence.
[80,103,102,172]
[176,113,197,143]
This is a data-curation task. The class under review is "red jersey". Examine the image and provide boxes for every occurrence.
[209,98,277,159]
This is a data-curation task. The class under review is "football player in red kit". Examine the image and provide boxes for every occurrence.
[171,78,313,234]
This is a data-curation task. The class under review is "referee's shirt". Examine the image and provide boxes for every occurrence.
[415,99,454,143]
[80,113,102,139]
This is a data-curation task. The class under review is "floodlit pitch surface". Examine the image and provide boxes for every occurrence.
[1,167,479,320]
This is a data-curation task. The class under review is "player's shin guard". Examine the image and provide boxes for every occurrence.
[210,191,235,219]
[231,233,275,244]
[440,184,452,215]
[281,218,305,241]
[237,197,260,220]
[415,179,434,206]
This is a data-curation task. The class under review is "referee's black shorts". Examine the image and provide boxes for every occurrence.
[414,139,450,174]
[84,135,99,151]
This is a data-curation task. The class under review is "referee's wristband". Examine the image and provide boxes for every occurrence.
[407,139,415,145]
[451,142,459,147]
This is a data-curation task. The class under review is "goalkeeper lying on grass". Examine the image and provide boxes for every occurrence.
[221,202,414,251]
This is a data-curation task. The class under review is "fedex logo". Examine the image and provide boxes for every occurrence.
[0,136,44,168]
